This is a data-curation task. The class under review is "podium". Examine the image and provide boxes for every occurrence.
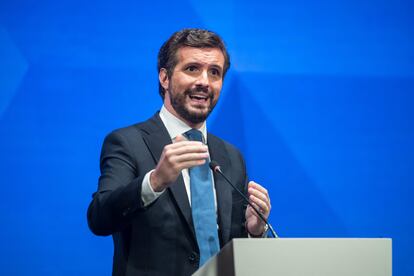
[193,238,392,276]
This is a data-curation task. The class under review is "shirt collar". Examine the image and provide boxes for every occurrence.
[159,105,208,142]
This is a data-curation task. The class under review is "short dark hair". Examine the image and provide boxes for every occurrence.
[157,28,231,99]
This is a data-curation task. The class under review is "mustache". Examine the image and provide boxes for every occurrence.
[184,87,214,99]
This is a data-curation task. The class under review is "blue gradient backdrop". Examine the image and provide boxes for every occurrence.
[0,1,413,275]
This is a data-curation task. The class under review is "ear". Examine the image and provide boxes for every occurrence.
[159,68,169,91]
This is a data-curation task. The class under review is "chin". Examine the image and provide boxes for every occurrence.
[186,104,209,114]
[184,108,210,124]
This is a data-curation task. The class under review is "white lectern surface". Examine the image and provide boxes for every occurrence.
[193,238,392,276]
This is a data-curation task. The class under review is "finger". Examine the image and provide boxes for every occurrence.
[248,181,269,199]
[247,202,266,219]
[175,159,206,170]
[248,181,268,194]
[166,144,209,157]
[170,140,207,152]
[175,134,186,142]
[248,202,260,213]
[170,152,209,163]
[248,187,270,205]
[249,194,270,214]
[174,134,206,146]
[171,139,205,148]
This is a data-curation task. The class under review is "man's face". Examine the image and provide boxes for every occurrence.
[160,47,225,127]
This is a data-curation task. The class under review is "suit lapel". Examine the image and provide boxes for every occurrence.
[208,134,233,245]
[139,113,196,241]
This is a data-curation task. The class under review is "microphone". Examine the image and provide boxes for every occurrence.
[209,161,278,238]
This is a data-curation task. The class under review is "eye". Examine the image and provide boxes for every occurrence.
[185,65,199,72]
[210,68,222,77]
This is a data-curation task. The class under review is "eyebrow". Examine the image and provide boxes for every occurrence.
[183,61,223,71]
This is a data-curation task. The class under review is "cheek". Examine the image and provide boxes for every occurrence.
[212,82,222,96]
[170,81,185,95]
[171,74,193,89]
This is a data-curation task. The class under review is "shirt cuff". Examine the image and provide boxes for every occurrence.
[141,169,165,207]
[247,223,269,238]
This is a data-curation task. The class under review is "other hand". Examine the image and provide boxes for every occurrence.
[245,181,271,236]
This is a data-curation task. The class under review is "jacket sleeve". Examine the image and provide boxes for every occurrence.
[87,130,147,236]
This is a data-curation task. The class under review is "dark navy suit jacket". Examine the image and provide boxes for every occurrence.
[87,113,248,276]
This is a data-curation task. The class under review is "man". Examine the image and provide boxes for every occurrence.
[88,28,272,276]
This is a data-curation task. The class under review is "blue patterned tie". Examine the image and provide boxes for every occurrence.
[185,129,220,266]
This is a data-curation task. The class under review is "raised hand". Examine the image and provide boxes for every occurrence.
[150,134,209,192]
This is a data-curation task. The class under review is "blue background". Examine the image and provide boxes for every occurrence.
[0,0,413,275]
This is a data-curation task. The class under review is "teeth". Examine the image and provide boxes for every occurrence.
[190,95,207,100]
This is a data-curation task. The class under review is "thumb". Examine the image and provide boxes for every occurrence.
[174,134,186,143]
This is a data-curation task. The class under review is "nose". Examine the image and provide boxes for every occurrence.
[195,70,210,87]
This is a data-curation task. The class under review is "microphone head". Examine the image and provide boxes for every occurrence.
[209,160,221,172]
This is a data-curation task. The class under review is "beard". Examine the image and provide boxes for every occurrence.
[168,85,218,125]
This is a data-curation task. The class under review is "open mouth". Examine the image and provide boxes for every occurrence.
[189,94,209,102]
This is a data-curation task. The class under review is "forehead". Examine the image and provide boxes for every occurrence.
[175,47,225,68]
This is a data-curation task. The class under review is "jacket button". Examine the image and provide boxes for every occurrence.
[188,252,198,264]
[122,208,130,216]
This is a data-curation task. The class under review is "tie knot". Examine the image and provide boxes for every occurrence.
[185,129,204,142]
